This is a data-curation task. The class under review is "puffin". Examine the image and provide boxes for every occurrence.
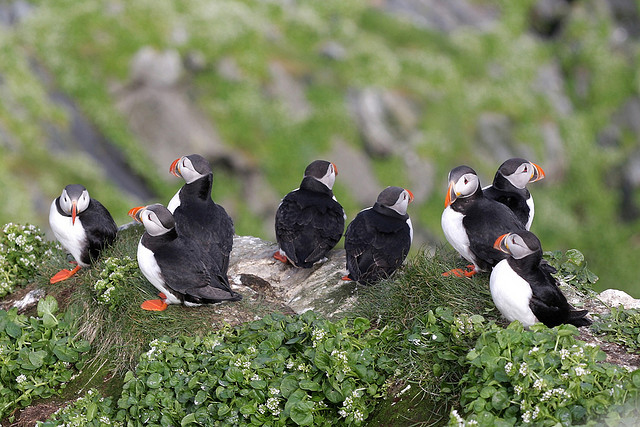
[274,160,345,268]
[49,184,117,284]
[129,204,241,311]
[441,165,525,277]
[491,230,591,328]
[167,154,234,274]
[483,158,545,230]
[343,186,413,285]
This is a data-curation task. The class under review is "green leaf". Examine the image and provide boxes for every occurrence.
[491,389,509,411]
[299,380,320,391]
[225,367,244,383]
[290,401,314,426]
[352,317,370,334]
[180,413,196,426]
[280,376,298,398]
[38,296,59,328]
[146,373,163,389]
[5,321,22,338]
[314,352,331,371]
[28,350,47,368]
[53,346,78,363]
[217,403,230,417]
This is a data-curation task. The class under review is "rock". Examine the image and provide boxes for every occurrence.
[598,289,640,310]
[375,0,498,33]
[130,47,183,88]
[115,85,230,175]
[529,0,571,38]
[606,0,640,39]
[0,0,33,27]
[216,57,244,81]
[326,138,382,206]
[474,112,515,162]
[228,236,356,319]
[533,62,573,117]
[319,40,347,61]
[348,88,420,158]
[267,61,312,122]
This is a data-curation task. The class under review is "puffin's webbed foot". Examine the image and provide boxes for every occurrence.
[141,299,169,311]
[273,251,288,264]
[442,265,477,278]
[50,264,82,284]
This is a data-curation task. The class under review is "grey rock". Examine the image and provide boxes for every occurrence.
[529,0,571,38]
[474,112,515,162]
[597,289,640,310]
[130,47,183,88]
[228,236,356,319]
[533,62,573,117]
[326,139,382,206]
[217,57,244,81]
[267,61,312,122]
[349,88,420,158]
[376,0,498,33]
[319,40,347,61]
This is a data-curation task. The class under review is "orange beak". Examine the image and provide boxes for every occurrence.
[444,181,456,208]
[332,162,338,176]
[71,201,77,225]
[406,189,414,203]
[493,233,510,253]
[170,158,182,178]
[128,206,145,222]
[530,162,545,182]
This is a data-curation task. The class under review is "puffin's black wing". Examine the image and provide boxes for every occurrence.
[154,240,240,304]
[81,199,118,265]
[464,198,525,271]
[528,269,591,328]
[344,211,375,282]
[484,186,530,228]
[275,191,344,267]
[212,202,234,273]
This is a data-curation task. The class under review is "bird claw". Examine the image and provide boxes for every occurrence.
[49,265,82,284]
[341,275,353,281]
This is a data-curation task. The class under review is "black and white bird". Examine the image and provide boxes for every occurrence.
[441,165,525,277]
[491,231,591,328]
[483,158,545,230]
[49,184,117,283]
[168,154,234,274]
[343,186,413,285]
[274,160,345,268]
[129,204,241,311]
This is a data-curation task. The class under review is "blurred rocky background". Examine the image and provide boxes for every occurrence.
[0,0,638,296]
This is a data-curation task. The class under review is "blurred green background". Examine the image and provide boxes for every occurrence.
[0,0,638,296]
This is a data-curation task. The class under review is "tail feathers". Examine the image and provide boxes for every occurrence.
[568,309,591,327]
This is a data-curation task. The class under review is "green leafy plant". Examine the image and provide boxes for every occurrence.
[544,249,599,293]
[451,322,640,426]
[0,296,91,419]
[39,388,120,427]
[591,306,640,354]
[0,223,60,297]
[93,256,140,311]
[403,308,488,398]
[114,311,396,426]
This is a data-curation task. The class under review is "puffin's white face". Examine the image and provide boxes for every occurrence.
[317,162,337,190]
[139,208,172,237]
[505,162,542,189]
[59,187,90,220]
[494,233,535,259]
[172,156,205,184]
[387,189,414,215]
[446,173,479,207]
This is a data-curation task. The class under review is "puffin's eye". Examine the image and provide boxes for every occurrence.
[464,177,468,185]
[523,166,528,173]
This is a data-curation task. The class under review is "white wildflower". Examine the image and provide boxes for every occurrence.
[16,374,27,384]
[519,362,528,376]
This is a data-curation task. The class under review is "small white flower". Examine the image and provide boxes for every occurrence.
[353,409,364,422]
[528,346,539,355]
[16,374,27,384]
[522,410,532,423]
[504,362,514,375]
[519,362,528,376]
[533,378,543,390]
[514,385,523,395]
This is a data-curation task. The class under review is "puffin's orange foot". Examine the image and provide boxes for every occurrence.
[50,265,82,284]
[158,292,167,299]
[442,266,477,278]
[273,251,288,264]
[141,299,169,311]
[341,275,353,281]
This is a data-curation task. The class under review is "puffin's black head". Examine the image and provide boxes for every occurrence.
[304,160,338,190]
[445,165,480,207]
[496,158,545,189]
[58,184,90,224]
[128,204,175,236]
[376,186,414,215]
[170,154,212,184]
[493,230,542,259]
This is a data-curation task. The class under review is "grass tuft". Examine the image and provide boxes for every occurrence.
[351,245,499,330]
